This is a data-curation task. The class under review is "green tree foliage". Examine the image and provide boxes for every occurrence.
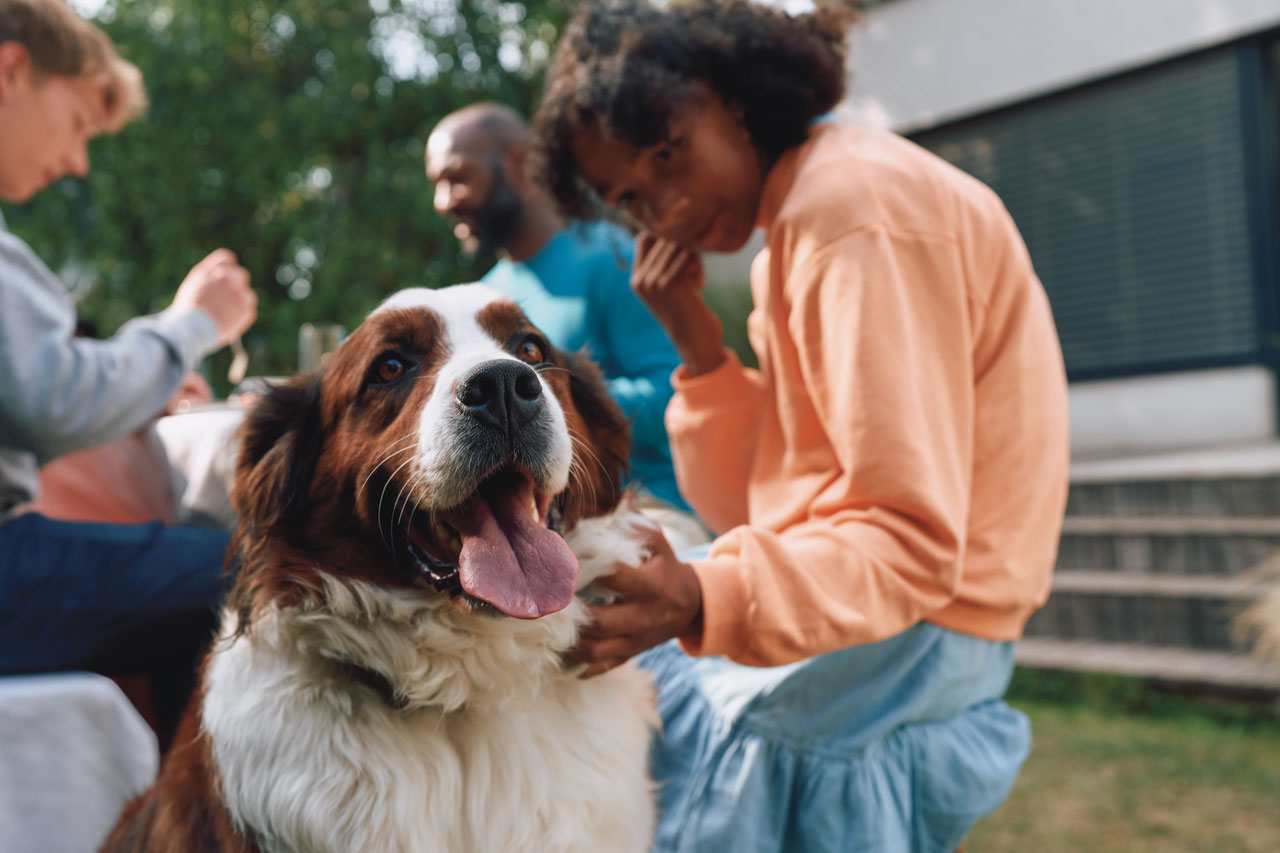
[4,0,570,388]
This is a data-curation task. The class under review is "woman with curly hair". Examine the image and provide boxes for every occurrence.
[536,0,1069,850]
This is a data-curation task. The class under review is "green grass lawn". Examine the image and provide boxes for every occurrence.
[970,676,1280,852]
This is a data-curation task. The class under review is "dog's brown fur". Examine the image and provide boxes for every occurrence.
[102,296,631,852]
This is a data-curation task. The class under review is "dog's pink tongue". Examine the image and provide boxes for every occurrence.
[454,481,578,619]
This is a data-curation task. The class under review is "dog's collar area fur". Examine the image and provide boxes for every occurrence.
[330,658,410,712]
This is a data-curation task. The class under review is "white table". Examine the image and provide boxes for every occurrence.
[0,673,158,852]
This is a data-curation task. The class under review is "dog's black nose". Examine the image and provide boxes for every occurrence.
[457,359,544,433]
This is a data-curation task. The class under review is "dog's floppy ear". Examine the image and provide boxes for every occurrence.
[560,349,631,519]
[233,374,325,540]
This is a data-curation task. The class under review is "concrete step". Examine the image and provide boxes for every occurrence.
[1016,637,1280,692]
[1025,571,1272,651]
[1056,515,1280,575]
[1067,442,1280,519]
[1068,476,1280,519]
[1049,446,1280,682]
[1061,516,1280,536]
[1050,570,1272,598]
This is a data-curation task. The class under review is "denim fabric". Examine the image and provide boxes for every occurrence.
[638,550,1029,852]
[0,513,228,746]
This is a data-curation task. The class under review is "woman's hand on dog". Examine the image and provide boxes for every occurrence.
[567,524,704,678]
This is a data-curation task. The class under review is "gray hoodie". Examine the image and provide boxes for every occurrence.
[0,208,220,518]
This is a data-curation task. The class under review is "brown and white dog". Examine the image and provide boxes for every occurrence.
[103,284,658,852]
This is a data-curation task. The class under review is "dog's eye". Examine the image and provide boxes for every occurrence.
[371,353,410,386]
[517,338,544,365]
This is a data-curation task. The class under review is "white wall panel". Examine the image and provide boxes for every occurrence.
[843,0,1280,131]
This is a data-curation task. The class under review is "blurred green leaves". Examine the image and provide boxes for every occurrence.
[5,0,569,389]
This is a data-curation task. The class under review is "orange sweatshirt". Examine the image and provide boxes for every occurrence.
[668,123,1069,667]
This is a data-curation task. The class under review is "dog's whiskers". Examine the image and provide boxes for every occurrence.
[534,365,570,377]
[403,475,432,549]
[357,435,420,503]
[566,460,596,512]
[567,425,609,500]
[566,424,606,474]
[565,431,602,511]
[377,454,422,552]
[394,470,416,528]
[396,467,431,528]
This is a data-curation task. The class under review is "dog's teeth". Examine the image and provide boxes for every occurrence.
[529,495,539,522]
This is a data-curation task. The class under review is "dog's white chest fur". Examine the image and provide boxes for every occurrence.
[201,512,659,853]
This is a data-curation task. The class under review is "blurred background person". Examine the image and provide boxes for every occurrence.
[21,320,214,528]
[0,0,256,751]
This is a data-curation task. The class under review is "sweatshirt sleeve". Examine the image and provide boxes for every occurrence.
[682,226,977,665]
[0,230,220,462]
[665,348,767,533]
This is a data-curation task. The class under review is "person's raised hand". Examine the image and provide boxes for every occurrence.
[632,231,726,377]
[566,523,704,678]
[164,371,214,415]
[172,248,257,347]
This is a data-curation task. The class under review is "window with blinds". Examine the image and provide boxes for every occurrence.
[912,45,1260,379]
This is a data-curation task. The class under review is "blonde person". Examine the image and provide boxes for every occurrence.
[0,0,255,751]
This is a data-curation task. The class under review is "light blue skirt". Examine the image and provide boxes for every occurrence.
[635,620,1029,852]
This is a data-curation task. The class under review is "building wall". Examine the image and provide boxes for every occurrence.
[839,0,1280,458]
[1070,366,1277,460]
[844,0,1280,131]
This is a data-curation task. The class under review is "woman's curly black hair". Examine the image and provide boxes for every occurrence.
[531,0,859,220]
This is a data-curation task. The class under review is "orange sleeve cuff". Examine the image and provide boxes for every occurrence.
[677,548,752,659]
[669,349,756,410]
